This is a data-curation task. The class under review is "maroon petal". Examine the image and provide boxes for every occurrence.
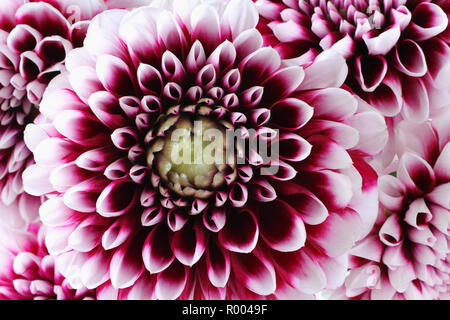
[88,91,129,129]
[96,54,136,96]
[407,2,448,41]
[367,70,402,117]
[308,208,363,257]
[142,225,174,274]
[270,98,313,131]
[16,2,70,38]
[96,180,138,217]
[218,208,258,253]
[54,110,108,147]
[248,178,277,202]
[19,51,44,81]
[36,36,71,63]
[397,152,436,195]
[49,162,93,193]
[299,170,352,212]
[301,134,352,171]
[63,176,109,213]
[393,39,427,77]
[137,63,163,95]
[167,208,189,232]
[272,250,326,294]
[7,24,41,53]
[102,215,136,250]
[171,222,206,266]
[110,238,144,289]
[379,213,403,246]
[400,77,429,123]
[206,238,230,288]
[203,207,226,232]
[285,192,329,226]
[76,147,121,173]
[239,47,281,87]
[155,261,187,300]
[353,55,388,92]
[258,199,306,252]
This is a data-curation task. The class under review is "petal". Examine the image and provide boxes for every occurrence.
[206,238,230,288]
[142,225,175,274]
[16,2,70,38]
[221,0,258,39]
[406,2,448,41]
[353,55,388,92]
[308,208,363,257]
[96,180,138,217]
[272,250,326,294]
[230,249,276,295]
[218,208,258,253]
[171,222,206,267]
[96,54,136,96]
[397,152,436,194]
[110,239,144,289]
[392,39,427,77]
[297,49,347,90]
[155,261,187,300]
[258,199,306,252]
[270,98,313,131]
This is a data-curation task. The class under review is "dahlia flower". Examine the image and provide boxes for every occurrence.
[0,209,94,299]
[24,0,386,299]
[330,109,450,300]
[0,0,105,206]
[255,0,450,122]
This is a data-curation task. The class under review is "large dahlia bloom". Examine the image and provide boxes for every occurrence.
[0,0,105,205]
[0,208,94,299]
[24,0,386,299]
[255,0,450,122]
[329,109,450,300]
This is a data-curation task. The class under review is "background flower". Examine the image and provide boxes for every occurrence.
[0,202,94,300]
[328,108,449,300]
[0,0,104,207]
[254,0,450,123]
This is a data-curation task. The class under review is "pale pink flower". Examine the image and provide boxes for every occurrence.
[0,0,105,205]
[330,109,450,300]
[255,0,450,123]
[24,0,385,299]
[0,207,94,299]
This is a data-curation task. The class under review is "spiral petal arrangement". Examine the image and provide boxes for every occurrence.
[0,0,447,301]
[329,109,450,300]
[18,0,389,299]
[0,0,105,207]
[255,0,450,121]
[0,209,94,299]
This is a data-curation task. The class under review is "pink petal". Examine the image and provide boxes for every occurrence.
[155,261,187,300]
[258,199,306,252]
[218,208,258,253]
[142,225,175,274]
[230,249,276,295]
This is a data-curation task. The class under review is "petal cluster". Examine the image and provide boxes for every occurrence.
[255,0,450,121]
[0,0,104,206]
[0,202,94,299]
[332,110,450,300]
[21,0,385,299]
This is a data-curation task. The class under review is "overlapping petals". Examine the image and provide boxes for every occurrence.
[255,0,450,123]
[330,111,450,300]
[22,0,385,300]
[0,0,104,206]
[0,201,94,299]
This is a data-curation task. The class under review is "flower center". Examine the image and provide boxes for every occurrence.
[146,105,236,198]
